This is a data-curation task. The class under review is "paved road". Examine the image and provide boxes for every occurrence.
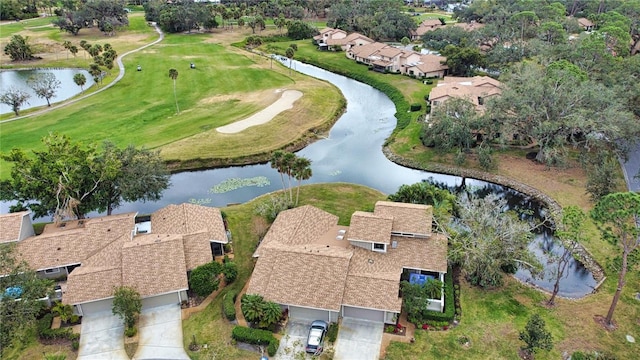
[622,141,640,192]
[0,23,164,124]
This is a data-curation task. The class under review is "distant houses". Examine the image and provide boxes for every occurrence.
[315,27,448,79]
[427,76,502,114]
[409,19,446,41]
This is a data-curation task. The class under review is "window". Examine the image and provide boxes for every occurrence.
[373,243,386,252]
[44,268,61,274]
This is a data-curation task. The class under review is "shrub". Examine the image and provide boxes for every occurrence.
[125,326,137,337]
[327,322,339,343]
[37,313,75,340]
[426,80,434,85]
[231,326,279,356]
[72,339,79,351]
[223,261,238,284]
[223,290,237,321]
[454,149,466,166]
[189,261,223,297]
[410,103,422,112]
[416,269,455,323]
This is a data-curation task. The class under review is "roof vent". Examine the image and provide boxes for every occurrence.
[338,229,346,235]
[392,241,398,249]
[336,235,344,240]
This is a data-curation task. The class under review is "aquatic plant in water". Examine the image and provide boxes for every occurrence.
[209,176,270,194]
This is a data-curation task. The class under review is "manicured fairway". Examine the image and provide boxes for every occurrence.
[0,30,342,177]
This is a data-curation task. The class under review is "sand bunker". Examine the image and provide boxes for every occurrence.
[216,90,303,134]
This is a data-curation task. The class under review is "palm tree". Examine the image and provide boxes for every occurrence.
[292,156,312,205]
[270,150,287,192]
[73,73,86,92]
[259,301,283,329]
[169,68,179,114]
[285,47,295,75]
[241,294,264,324]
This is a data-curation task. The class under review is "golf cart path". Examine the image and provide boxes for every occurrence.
[0,23,164,124]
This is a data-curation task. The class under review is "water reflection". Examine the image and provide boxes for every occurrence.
[0,59,596,297]
[0,68,94,114]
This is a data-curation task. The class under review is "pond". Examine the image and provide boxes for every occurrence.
[0,59,597,297]
[0,68,94,114]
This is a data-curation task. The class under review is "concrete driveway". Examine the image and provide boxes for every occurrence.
[276,319,312,359]
[77,311,129,360]
[134,304,190,360]
[334,318,383,360]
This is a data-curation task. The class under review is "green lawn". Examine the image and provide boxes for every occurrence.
[0,27,343,178]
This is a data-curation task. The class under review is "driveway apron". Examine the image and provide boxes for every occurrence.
[334,318,384,360]
[275,319,312,359]
[134,304,190,360]
[77,311,129,360]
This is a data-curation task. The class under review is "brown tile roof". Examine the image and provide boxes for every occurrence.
[376,47,403,59]
[342,275,402,312]
[578,18,594,27]
[374,201,432,236]
[151,203,227,243]
[254,205,338,256]
[247,248,351,311]
[16,213,136,271]
[342,235,448,311]
[182,231,214,270]
[122,233,188,298]
[248,204,447,313]
[64,266,122,304]
[430,76,502,107]
[347,211,393,244]
[349,42,388,58]
[405,54,448,74]
[0,211,29,243]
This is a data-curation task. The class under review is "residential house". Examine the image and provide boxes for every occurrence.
[246,201,448,324]
[428,75,502,113]
[314,28,374,51]
[404,53,448,78]
[0,203,228,316]
[577,17,595,31]
[409,19,446,41]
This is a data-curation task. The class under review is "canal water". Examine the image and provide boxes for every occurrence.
[0,60,596,297]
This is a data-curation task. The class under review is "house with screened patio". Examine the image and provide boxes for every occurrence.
[246,201,447,324]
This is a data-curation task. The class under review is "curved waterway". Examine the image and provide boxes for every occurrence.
[1,59,596,297]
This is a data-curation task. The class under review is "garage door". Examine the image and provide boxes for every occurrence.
[342,306,384,323]
[142,292,180,309]
[289,306,330,322]
[80,299,113,316]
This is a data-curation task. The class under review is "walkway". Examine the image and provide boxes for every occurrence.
[0,23,165,124]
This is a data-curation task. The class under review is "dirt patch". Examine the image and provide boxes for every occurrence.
[593,315,617,331]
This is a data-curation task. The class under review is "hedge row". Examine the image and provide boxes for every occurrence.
[296,55,413,131]
[223,290,237,321]
[422,269,455,323]
[231,326,279,356]
[37,313,79,341]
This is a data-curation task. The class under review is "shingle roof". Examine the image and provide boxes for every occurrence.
[349,42,388,58]
[122,233,188,298]
[430,76,502,106]
[248,204,447,313]
[347,211,393,244]
[182,231,214,270]
[0,211,29,243]
[151,203,227,243]
[64,266,122,304]
[374,201,432,236]
[247,248,351,311]
[254,205,338,256]
[16,213,136,271]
